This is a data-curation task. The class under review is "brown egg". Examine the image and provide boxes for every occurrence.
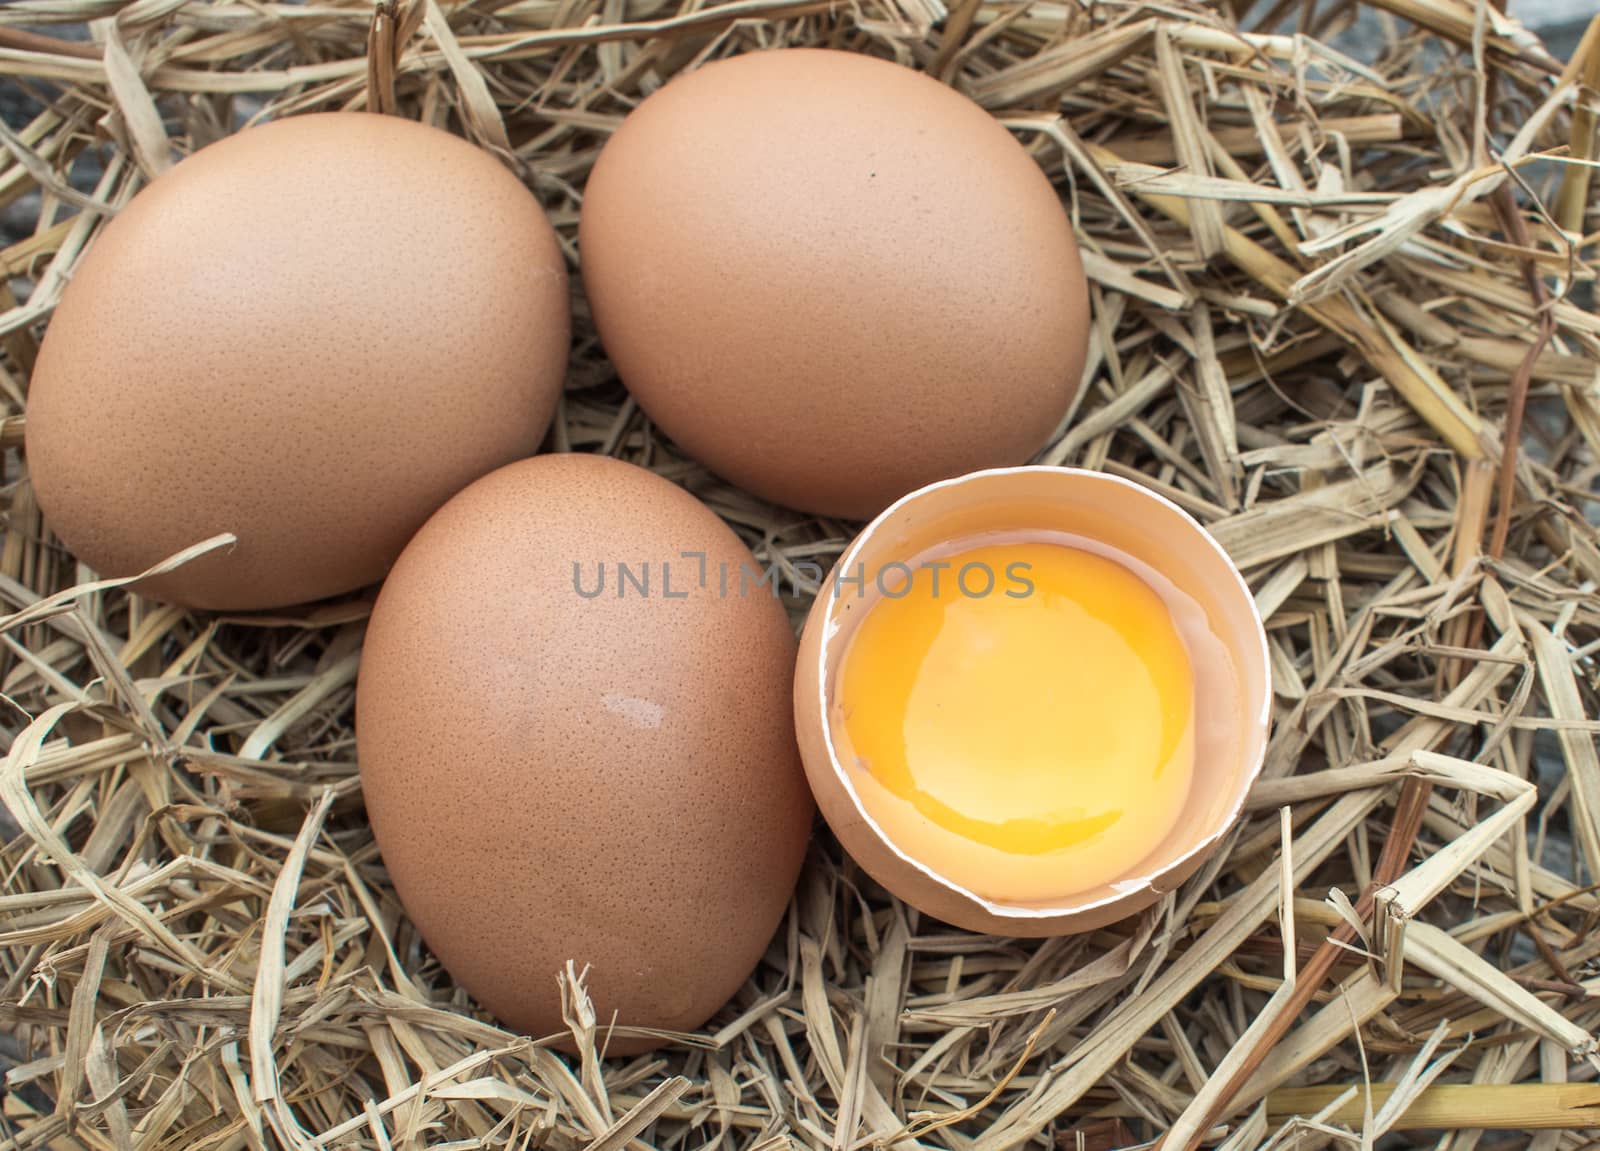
[356,453,813,1052]
[25,112,569,610]
[579,48,1090,520]
[794,467,1271,936]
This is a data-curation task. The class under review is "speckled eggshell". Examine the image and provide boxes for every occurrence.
[355,453,813,1053]
[578,48,1090,520]
[25,112,570,610]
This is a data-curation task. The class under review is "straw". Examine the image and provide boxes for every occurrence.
[1,0,1597,1148]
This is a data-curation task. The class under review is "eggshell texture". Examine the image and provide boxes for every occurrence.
[793,467,1271,936]
[356,453,813,1052]
[579,48,1090,520]
[25,112,570,610]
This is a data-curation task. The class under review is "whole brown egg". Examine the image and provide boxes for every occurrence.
[356,453,813,1053]
[579,49,1090,520]
[25,112,570,610]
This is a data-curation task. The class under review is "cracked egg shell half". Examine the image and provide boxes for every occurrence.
[793,466,1271,936]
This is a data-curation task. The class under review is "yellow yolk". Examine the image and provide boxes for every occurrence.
[831,540,1196,903]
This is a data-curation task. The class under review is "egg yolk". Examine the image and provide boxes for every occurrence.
[831,541,1196,903]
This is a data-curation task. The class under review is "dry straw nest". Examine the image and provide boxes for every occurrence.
[1,0,1599,1147]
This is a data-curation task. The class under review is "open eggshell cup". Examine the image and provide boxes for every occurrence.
[793,466,1271,936]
